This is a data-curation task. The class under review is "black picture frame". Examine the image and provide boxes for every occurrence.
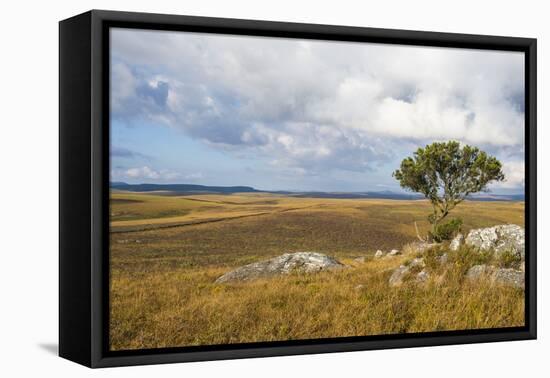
[59,9,537,368]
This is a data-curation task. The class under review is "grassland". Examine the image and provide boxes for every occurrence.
[109,191,525,351]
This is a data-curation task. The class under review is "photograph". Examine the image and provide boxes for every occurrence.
[108,27,526,351]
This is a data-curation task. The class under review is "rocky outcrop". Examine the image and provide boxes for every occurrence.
[389,265,410,287]
[465,264,494,280]
[449,233,463,251]
[388,258,426,287]
[416,270,430,283]
[409,258,426,268]
[465,264,524,289]
[215,252,344,283]
[214,225,526,288]
[465,224,525,258]
[493,268,525,288]
[462,225,525,288]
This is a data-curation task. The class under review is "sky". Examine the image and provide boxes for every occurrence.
[110,28,525,194]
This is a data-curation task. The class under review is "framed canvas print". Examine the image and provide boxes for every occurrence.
[59,10,537,368]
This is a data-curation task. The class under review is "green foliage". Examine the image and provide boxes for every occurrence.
[497,249,523,269]
[429,218,463,242]
[393,141,505,238]
[449,245,494,271]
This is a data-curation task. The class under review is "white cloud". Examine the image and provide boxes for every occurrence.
[125,166,158,179]
[111,166,181,181]
[492,161,525,189]
[110,29,525,189]
[111,62,136,113]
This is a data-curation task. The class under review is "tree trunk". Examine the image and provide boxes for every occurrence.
[431,217,439,236]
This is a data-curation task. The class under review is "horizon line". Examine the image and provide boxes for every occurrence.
[109,181,524,196]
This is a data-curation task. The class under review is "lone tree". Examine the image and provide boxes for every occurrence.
[393,141,505,241]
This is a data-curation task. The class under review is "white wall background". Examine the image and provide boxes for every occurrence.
[0,0,546,376]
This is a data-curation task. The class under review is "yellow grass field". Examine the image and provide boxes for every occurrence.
[109,191,525,351]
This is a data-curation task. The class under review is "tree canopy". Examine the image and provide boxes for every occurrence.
[393,141,505,237]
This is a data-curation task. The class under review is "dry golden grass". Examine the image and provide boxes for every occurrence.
[109,192,525,351]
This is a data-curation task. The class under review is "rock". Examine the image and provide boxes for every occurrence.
[466,264,524,288]
[466,264,495,280]
[389,257,427,286]
[449,233,463,251]
[354,284,365,290]
[409,258,425,268]
[215,252,344,283]
[116,239,143,244]
[493,268,524,288]
[354,256,366,263]
[389,265,409,287]
[465,224,525,258]
[389,258,431,286]
[437,253,449,265]
[416,270,430,283]
[520,262,525,272]
[388,249,401,257]
[374,250,385,258]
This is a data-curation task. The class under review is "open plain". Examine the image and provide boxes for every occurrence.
[110,191,525,351]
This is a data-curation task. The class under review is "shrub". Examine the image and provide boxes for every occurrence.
[471,249,495,267]
[497,249,522,269]
[429,218,463,242]
[446,244,494,278]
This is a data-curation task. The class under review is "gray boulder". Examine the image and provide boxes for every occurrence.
[215,252,344,283]
[449,233,463,251]
[493,268,524,289]
[465,264,524,289]
[389,265,409,287]
[416,270,430,283]
[465,224,525,258]
[389,260,428,287]
[409,258,425,268]
[466,264,495,280]
[374,250,385,258]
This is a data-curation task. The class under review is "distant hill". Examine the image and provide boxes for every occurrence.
[290,191,422,200]
[467,193,525,201]
[110,182,524,201]
[110,182,259,194]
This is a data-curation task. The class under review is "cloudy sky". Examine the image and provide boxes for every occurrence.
[110,28,525,194]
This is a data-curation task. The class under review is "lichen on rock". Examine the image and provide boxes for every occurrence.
[466,264,524,289]
[465,224,524,258]
[215,252,344,283]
